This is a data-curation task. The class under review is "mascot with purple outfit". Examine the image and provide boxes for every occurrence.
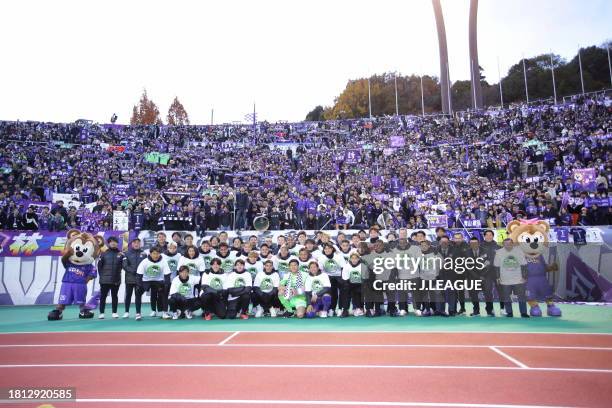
[507,219,562,317]
[47,230,101,320]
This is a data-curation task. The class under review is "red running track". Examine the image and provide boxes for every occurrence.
[0,331,611,408]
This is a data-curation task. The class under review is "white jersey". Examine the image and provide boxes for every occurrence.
[272,254,298,277]
[286,244,303,257]
[305,272,331,294]
[177,255,206,277]
[337,248,358,263]
[162,252,182,279]
[224,271,253,290]
[215,252,237,274]
[316,252,346,277]
[137,258,171,282]
[224,271,253,301]
[310,248,323,259]
[254,271,280,293]
[341,262,364,284]
[200,272,226,292]
[169,275,200,299]
[199,249,217,270]
[297,256,316,274]
[244,260,264,280]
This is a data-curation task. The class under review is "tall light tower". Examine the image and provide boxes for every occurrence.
[469,0,483,109]
[431,0,450,114]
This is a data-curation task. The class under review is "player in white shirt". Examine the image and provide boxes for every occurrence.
[135,246,172,320]
[177,246,206,277]
[168,265,201,319]
[199,259,227,320]
[244,251,264,281]
[272,245,297,278]
[285,235,303,257]
[253,260,281,317]
[162,242,182,279]
[297,248,316,274]
[198,240,217,271]
[223,259,253,319]
[305,261,332,318]
[341,252,365,316]
[215,243,237,274]
[316,243,347,316]
[338,239,358,263]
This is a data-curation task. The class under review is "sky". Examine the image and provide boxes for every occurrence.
[0,0,610,125]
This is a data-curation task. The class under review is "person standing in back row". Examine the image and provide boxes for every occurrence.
[122,238,146,319]
[98,237,124,319]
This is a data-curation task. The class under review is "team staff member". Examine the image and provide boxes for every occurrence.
[482,229,503,313]
[436,236,453,316]
[97,236,124,319]
[464,237,488,316]
[122,238,146,318]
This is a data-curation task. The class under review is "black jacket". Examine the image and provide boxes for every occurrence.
[480,240,500,278]
[122,248,146,284]
[98,248,124,285]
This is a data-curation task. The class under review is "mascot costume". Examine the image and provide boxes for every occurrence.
[507,219,562,317]
[48,230,101,320]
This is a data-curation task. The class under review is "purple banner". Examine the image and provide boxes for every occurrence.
[426,215,448,228]
[461,219,482,228]
[0,231,133,257]
[17,200,51,215]
[344,149,362,164]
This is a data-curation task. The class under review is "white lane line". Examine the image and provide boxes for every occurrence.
[0,343,610,350]
[71,398,574,407]
[489,346,529,368]
[0,363,610,373]
[1,330,610,335]
[218,331,240,345]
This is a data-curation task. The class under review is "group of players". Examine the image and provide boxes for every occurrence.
[91,226,534,321]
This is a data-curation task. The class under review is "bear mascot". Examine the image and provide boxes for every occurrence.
[48,229,101,320]
[507,219,562,317]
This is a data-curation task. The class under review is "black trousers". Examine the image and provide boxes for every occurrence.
[467,275,494,314]
[346,282,363,309]
[481,276,505,313]
[200,292,227,319]
[399,278,422,311]
[446,273,466,313]
[168,294,200,313]
[329,276,348,311]
[136,281,166,314]
[99,283,119,314]
[226,293,250,318]
[161,283,171,312]
[124,283,136,312]
[362,278,383,312]
[252,290,280,312]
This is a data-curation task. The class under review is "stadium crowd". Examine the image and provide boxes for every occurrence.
[0,95,610,232]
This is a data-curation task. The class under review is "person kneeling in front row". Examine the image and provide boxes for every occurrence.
[168,265,201,320]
